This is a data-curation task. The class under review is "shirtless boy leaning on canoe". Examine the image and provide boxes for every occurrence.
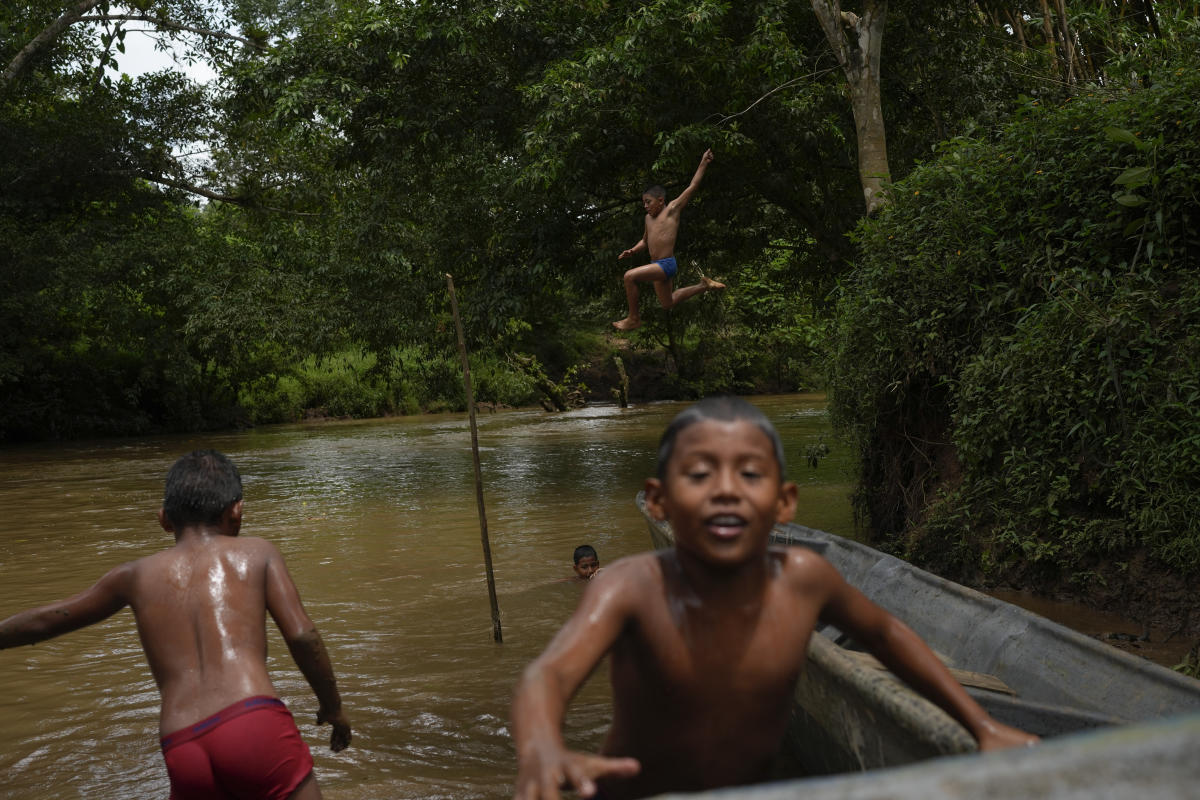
[511,397,1037,800]
[0,449,351,799]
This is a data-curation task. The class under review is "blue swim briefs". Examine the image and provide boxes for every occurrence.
[653,256,678,279]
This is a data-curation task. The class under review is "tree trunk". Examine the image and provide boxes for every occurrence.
[3,5,259,92]
[1036,0,1059,67]
[1137,0,1162,39]
[1053,0,1083,84]
[2,0,105,89]
[611,353,629,408]
[810,0,891,215]
[1004,7,1027,49]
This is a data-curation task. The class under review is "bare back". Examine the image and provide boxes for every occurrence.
[596,547,824,798]
[125,534,294,735]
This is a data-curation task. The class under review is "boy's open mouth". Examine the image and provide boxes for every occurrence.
[705,514,747,538]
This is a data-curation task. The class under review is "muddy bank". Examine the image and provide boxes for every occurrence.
[986,554,1200,653]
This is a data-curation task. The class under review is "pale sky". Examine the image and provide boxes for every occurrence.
[107,23,218,84]
[102,22,220,185]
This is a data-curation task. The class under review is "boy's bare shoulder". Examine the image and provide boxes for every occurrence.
[594,550,665,583]
[771,545,842,591]
[139,534,282,573]
[224,536,289,571]
[91,559,140,595]
[556,552,665,634]
[232,535,283,554]
[586,550,667,599]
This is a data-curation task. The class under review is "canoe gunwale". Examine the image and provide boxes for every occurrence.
[774,517,1200,721]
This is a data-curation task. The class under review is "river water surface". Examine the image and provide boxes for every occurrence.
[0,394,857,800]
[2,393,1187,799]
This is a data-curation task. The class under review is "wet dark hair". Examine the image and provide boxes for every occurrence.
[573,544,598,564]
[162,450,243,528]
[643,184,666,200]
[656,396,786,480]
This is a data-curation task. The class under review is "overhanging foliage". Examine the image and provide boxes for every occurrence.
[832,37,1200,580]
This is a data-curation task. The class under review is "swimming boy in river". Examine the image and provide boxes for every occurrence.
[511,397,1037,800]
[557,544,601,583]
[0,450,351,799]
[612,149,726,332]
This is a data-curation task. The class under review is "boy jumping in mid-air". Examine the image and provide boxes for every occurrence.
[0,450,351,800]
[511,397,1037,800]
[613,149,726,331]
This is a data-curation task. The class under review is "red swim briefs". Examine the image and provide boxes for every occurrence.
[161,695,315,800]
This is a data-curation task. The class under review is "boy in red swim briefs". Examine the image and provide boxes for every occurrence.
[0,450,351,799]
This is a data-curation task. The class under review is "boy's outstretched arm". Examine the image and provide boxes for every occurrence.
[0,565,132,649]
[619,236,646,260]
[812,554,1039,751]
[265,547,352,752]
[669,148,714,211]
[512,570,641,800]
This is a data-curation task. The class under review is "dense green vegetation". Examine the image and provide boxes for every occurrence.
[831,16,1200,589]
[5,1,1200,620]
[2,0,1026,438]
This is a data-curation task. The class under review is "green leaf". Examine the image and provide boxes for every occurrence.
[1123,218,1145,237]
[1104,126,1138,144]
[1114,193,1146,207]
[1113,166,1152,187]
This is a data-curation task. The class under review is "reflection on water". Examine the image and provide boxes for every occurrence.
[0,395,854,800]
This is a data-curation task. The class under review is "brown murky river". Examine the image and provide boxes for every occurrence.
[0,394,1184,799]
[0,395,856,799]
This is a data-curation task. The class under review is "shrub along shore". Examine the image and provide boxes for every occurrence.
[831,62,1200,640]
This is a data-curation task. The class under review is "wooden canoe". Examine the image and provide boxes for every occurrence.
[653,713,1200,800]
[636,492,1200,776]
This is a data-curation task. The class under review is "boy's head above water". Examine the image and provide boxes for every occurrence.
[572,544,600,580]
[656,396,786,481]
[161,449,243,530]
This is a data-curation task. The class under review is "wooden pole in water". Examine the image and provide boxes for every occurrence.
[446,273,503,643]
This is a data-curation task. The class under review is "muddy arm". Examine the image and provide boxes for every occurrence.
[0,564,131,649]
